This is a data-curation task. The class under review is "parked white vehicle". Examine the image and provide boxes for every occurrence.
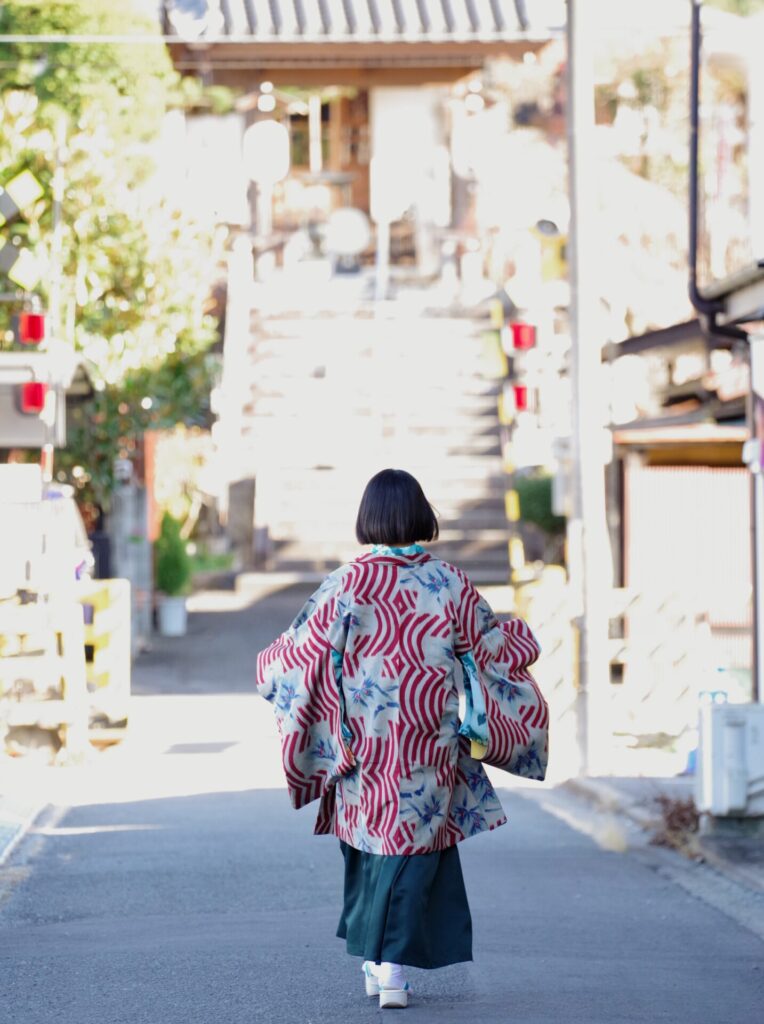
[0,465,94,599]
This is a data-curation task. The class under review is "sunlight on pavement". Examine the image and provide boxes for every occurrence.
[31,824,165,836]
[2,693,287,815]
[187,577,305,613]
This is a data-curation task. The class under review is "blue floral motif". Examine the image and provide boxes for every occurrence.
[463,768,499,806]
[399,569,450,599]
[489,677,524,702]
[452,799,488,836]
[311,738,338,761]
[348,676,376,706]
[463,767,487,793]
[478,603,496,633]
[348,676,399,717]
[291,606,312,629]
[373,679,399,719]
[373,701,398,719]
[400,780,426,800]
[414,796,444,828]
[513,748,543,779]
[276,683,301,718]
[421,570,451,597]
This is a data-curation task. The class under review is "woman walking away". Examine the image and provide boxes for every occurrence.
[256,469,549,1009]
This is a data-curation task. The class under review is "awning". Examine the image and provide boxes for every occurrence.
[608,319,704,358]
[612,422,748,447]
[162,1,563,84]
[162,1,562,42]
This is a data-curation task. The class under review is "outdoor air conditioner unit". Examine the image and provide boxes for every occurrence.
[696,704,764,817]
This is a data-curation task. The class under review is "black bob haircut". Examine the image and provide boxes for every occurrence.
[355,469,439,546]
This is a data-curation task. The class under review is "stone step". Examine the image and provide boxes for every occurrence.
[240,306,507,580]
[264,481,506,504]
[261,530,510,575]
[253,461,505,483]
[245,382,499,406]
[266,542,510,584]
[244,403,499,424]
[262,497,504,524]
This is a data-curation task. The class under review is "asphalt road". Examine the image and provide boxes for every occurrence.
[1,583,762,1023]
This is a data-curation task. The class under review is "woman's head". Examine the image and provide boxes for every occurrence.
[355,469,439,546]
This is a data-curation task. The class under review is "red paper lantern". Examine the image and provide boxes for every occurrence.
[19,381,47,413]
[510,322,537,350]
[513,384,529,412]
[16,312,46,345]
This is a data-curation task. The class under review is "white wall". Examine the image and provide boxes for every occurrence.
[369,86,451,272]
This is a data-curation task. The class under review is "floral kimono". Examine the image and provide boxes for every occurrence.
[256,546,548,857]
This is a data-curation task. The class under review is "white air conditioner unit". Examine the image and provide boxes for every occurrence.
[696,704,764,817]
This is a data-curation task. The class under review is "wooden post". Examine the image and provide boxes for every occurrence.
[309,93,323,175]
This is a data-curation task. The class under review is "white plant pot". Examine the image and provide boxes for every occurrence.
[158,594,187,637]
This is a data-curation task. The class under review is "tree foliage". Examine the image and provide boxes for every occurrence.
[706,0,764,12]
[0,1,173,133]
[0,1,226,506]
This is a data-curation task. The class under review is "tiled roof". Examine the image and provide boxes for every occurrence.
[162,0,564,42]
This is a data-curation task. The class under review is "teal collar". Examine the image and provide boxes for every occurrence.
[371,543,426,556]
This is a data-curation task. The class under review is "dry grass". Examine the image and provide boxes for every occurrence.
[650,793,701,858]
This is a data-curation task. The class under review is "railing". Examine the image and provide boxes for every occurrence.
[0,579,131,761]
[0,598,88,761]
[513,569,743,774]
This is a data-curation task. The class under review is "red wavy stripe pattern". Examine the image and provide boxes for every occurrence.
[256,554,548,852]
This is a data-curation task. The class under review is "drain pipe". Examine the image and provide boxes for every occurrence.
[688,0,747,344]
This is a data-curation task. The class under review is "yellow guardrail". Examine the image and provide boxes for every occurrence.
[0,578,131,760]
[77,579,131,730]
[486,303,526,580]
[0,600,88,760]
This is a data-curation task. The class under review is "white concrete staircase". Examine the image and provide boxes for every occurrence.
[241,304,509,582]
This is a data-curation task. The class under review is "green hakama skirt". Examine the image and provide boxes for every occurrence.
[336,841,473,970]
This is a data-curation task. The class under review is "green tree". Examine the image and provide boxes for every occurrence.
[0,1,226,506]
[707,1,764,13]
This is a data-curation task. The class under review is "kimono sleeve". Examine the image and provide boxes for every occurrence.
[255,570,355,808]
[454,576,549,781]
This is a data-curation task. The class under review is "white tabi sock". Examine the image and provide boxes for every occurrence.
[378,962,406,989]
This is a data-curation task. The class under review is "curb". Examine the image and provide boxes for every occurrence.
[694,840,764,894]
[561,776,662,831]
[0,797,45,867]
[562,776,764,895]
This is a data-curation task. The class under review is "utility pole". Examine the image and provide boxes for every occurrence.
[566,0,614,775]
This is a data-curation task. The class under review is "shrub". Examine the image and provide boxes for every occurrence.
[155,513,191,597]
[514,474,566,536]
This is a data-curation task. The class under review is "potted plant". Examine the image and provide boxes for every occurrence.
[155,513,191,637]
